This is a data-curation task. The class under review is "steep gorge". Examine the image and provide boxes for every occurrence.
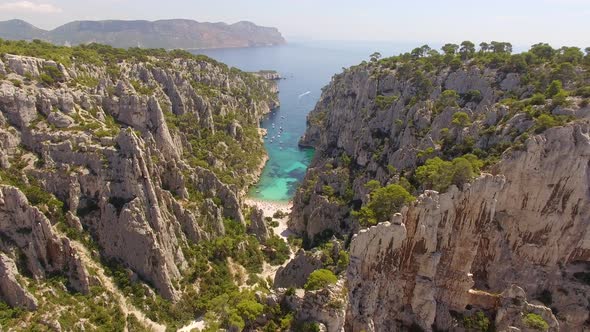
[2,39,590,332]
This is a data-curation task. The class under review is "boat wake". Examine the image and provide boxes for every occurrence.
[298,91,311,98]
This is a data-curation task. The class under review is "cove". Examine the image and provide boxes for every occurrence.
[195,41,414,202]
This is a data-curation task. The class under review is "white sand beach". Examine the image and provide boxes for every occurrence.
[244,198,294,239]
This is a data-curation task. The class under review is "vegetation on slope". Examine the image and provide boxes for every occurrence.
[297,41,589,246]
[0,39,296,331]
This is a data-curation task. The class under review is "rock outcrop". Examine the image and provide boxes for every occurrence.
[0,185,90,296]
[274,250,324,289]
[495,285,559,332]
[282,281,348,332]
[248,207,270,243]
[346,123,590,331]
[0,253,38,310]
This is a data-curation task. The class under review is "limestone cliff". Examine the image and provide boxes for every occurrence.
[348,123,589,331]
[292,47,590,330]
[292,58,589,242]
[0,42,278,313]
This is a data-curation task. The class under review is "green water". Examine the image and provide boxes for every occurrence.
[250,132,315,202]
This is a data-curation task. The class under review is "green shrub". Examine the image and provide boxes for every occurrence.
[375,94,399,109]
[130,79,155,95]
[75,75,99,88]
[450,57,462,70]
[353,183,415,226]
[40,73,54,85]
[435,89,459,111]
[273,210,287,219]
[304,269,338,291]
[528,93,546,105]
[264,235,291,265]
[523,313,549,331]
[236,299,264,322]
[462,311,491,331]
[38,65,65,86]
[575,86,590,98]
[534,114,565,133]
[337,250,350,270]
[9,78,22,87]
[465,89,483,103]
[416,154,482,192]
[551,90,569,107]
[452,111,472,127]
[0,301,23,326]
[322,185,335,197]
[545,80,563,98]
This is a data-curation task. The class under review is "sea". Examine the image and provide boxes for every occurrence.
[195,41,419,202]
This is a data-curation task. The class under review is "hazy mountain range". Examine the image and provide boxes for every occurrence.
[0,19,286,49]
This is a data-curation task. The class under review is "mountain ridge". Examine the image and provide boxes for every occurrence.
[0,18,286,49]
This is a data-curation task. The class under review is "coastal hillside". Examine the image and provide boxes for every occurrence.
[0,19,286,49]
[0,39,308,331]
[290,42,590,331]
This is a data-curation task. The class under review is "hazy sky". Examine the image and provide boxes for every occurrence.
[0,0,589,47]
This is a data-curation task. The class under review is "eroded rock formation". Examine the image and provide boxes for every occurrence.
[346,123,590,331]
[0,185,90,306]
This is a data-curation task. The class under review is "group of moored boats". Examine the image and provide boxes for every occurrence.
[263,115,287,150]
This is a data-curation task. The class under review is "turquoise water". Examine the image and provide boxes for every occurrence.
[195,41,415,202]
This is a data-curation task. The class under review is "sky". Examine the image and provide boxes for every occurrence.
[0,0,589,48]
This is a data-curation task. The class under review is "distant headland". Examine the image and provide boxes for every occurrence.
[0,18,286,50]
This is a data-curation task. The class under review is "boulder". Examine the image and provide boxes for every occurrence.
[287,280,347,332]
[4,54,43,77]
[0,82,37,128]
[495,285,559,332]
[47,111,74,128]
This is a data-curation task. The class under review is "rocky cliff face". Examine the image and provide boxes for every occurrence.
[0,185,89,309]
[0,46,278,309]
[292,57,589,242]
[292,50,590,331]
[347,123,589,331]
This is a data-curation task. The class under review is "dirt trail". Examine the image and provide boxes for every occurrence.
[69,242,167,332]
